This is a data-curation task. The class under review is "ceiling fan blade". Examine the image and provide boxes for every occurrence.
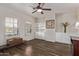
[41,11,44,14]
[32,10,37,13]
[42,8,51,11]
[33,7,36,9]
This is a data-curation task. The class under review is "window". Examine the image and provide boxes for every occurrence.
[36,23,45,32]
[5,17,18,36]
[75,22,79,29]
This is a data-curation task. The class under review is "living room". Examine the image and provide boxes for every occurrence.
[0,3,79,56]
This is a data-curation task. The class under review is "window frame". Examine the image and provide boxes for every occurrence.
[5,17,18,36]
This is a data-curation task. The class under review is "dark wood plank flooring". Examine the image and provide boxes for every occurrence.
[0,39,72,56]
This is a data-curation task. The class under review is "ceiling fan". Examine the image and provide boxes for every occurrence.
[32,3,52,14]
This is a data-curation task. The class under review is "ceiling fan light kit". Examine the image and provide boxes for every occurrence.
[37,9,43,12]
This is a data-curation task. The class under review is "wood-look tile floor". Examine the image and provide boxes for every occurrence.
[0,39,72,56]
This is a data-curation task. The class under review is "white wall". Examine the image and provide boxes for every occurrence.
[0,16,6,46]
[55,12,77,33]
[56,32,71,44]
[55,12,77,44]
[18,15,35,41]
[45,29,56,42]
[35,11,56,42]
[44,12,56,42]
[35,11,78,44]
[0,5,35,46]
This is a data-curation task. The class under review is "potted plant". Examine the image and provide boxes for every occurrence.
[62,22,69,33]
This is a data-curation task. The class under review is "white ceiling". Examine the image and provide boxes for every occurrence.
[1,3,79,18]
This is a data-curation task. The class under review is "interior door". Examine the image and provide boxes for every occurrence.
[25,23,32,40]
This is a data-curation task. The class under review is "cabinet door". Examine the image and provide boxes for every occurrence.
[73,40,79,56]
